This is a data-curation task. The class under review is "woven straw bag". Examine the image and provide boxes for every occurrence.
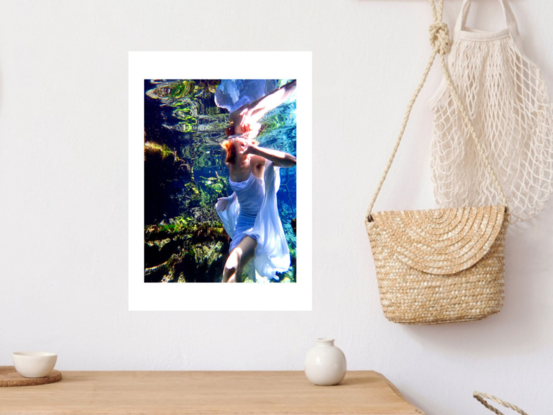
[474,392,528,415]
[365,0,509,325]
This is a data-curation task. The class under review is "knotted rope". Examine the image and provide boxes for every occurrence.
[429,22,451,54]
[366,0,507,221]
[474,392,529,415]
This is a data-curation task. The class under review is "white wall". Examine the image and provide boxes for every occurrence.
[1,0,552,413]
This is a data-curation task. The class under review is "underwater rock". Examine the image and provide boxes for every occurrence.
[144,142,193,225]
[145,262,169,283]
[144,236,178,272]
[190,207,218,223]
[161,272,174,283]
[192,241,224,269]
[144,219,230,283]
[147,238,171,249]
[171,239,227,283]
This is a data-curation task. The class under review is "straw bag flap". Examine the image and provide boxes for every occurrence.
[367,205,505,275]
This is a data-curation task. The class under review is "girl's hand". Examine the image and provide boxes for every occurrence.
[217,197,228,212]
[238,139,256,156]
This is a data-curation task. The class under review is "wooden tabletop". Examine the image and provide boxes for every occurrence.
[0,371,424,415]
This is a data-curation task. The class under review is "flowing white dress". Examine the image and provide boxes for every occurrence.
[215,80,278,114]
[215,161,291,281]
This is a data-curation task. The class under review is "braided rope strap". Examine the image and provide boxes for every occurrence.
[474,392,529,415]
[366,0,507,221]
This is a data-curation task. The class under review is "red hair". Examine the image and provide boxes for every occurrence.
[222,139,237,164]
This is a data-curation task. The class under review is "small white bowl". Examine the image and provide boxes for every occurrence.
[12,352,57,378]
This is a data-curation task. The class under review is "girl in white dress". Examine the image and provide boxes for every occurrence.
[215,81,297,283]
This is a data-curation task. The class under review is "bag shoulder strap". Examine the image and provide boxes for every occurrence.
[365,0,508,222]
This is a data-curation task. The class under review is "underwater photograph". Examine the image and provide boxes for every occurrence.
[144,79,297,283]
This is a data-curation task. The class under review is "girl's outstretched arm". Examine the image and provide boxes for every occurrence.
[245,144,296,168]
[239,81,296,122]
[230,81,296,139]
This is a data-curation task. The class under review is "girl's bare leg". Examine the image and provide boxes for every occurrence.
[222,236,257,283]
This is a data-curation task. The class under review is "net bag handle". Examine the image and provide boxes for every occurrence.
[453,0,522,48]
[473,392,529,415]
[365,0,508,222]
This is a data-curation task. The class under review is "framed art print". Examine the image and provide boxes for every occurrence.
[129,52,312,310]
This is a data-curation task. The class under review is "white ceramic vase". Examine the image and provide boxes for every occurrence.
[304,338,347,386]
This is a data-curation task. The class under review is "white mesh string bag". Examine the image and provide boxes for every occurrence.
[429,0,553,222]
